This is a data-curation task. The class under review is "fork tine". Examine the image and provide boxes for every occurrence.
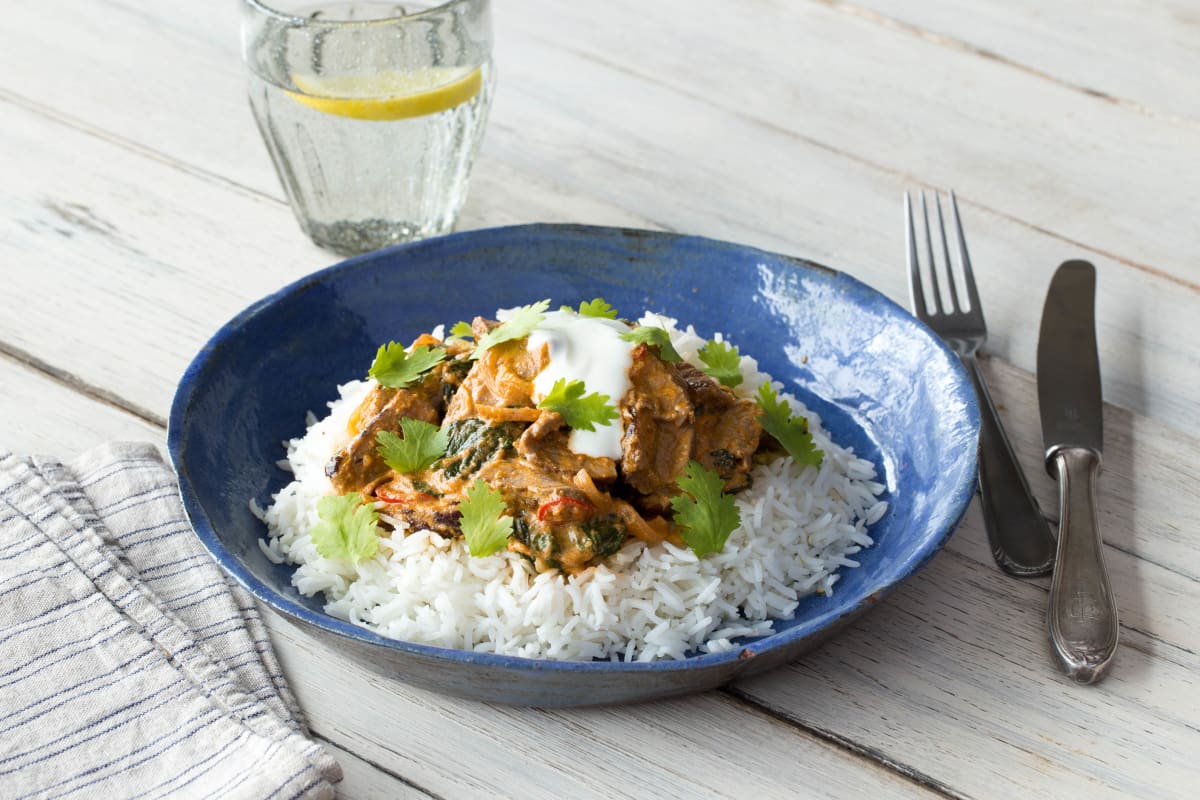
[920,192,944,314]
[934,194,961,312]
[950,191,983,316]
[905,192,930,319]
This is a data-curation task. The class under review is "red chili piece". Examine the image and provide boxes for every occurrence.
[537,496,595,522]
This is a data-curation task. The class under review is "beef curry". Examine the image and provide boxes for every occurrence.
[327,313,765,574]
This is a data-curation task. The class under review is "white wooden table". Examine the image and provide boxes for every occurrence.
[4,1,1198,797]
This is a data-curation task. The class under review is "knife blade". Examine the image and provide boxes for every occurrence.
[1037,259,1119,684]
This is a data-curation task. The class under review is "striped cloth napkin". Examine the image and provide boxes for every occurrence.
[0,443,341,799]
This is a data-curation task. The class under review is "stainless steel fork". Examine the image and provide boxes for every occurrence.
[905,191,1056,577]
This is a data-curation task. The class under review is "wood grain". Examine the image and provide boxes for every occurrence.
[728,359,1200,798]
[4,337,1197,798]
[836,0,1200,123]
[0,354,939,799]
[0,358,421,798]
[2,20,1199,428]
[3,2,1198,798]
[319,741,438,800]
[0,352,165,452]
[265,615,939,800]
[734,548,1199,799]
[507,0,1200,286]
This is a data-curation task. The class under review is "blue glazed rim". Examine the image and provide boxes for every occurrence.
[168,223,980,676]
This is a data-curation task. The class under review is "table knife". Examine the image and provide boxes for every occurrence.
[1037,259,1119,683]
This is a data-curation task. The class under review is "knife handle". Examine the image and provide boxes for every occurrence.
[1047,447,1119,684]
[963,355,1056,576]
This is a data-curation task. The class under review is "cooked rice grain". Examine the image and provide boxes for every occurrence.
[259,316,887,661]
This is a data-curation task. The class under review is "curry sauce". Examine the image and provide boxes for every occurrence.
[326,312,764,574]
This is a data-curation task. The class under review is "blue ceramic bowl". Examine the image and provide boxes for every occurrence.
[169,224,979,706]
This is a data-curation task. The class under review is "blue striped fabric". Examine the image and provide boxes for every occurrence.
[0,444,341,799]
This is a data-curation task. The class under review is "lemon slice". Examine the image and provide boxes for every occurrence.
[287,67,483,121]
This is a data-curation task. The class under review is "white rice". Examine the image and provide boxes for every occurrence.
[257,312,887,661]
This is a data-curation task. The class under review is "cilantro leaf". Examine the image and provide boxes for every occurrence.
[537,378,619,431]
[376,419,449,474]
[447,320,475,342]
[472,300,551,359]
[698,339,744,388]
[755,382,823,467]
[619,325,682,363]
[458,478,513,557]
[577,298,618,319]
[369,343,446,388]
[670,461,742,557]
[310,493,380,563]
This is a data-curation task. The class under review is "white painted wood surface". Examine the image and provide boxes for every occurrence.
[3,1,1197,797]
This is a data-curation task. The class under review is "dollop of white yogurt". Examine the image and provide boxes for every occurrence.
[526,310,636,459]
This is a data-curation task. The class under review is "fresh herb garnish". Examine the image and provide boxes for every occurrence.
[670,461,741,557]
[576,298,618,319]
[755,382,823,467]
[697,339,743,388]
[368,343,446,388]
[310,493,380,563]
[447,320,475,342]
[537,378,619,431]
[376,419,449,474]
[472,299,550,359]
[619,325,682,363]
[458,478,513,557]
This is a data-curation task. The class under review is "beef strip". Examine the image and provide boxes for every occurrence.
[673,362,761,492]
[372,475,462,537]
[325,375,442,494]
[618,344,695,514]
[442,329,547,425]
[516,410,618,483]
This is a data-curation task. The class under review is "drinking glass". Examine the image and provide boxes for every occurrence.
[241,1,494,255]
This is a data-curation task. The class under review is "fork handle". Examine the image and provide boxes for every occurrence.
[962,354,1056,576]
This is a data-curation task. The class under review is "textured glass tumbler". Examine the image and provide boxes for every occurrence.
[241,1,494,255]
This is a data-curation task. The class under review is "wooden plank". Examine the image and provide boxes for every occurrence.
[0,1,273,189]
[6,0,1197,291]
[0,0,657,215]
[0,358,444,800]
[0,352,165,454]
[505,0,1200,290]
[0,359,938,798]
[837,0,1200,123]
[0,4,1196,325]
[935,357,1200,659]
[3,87,1199,644]
[478,36,1200,427]
[733,546,1199,800]
[264,614,937,800]
[5,333,1198,797]
[2,1,1190,438]
[3,3,1199,795]
[0,95,648,418]
[3,0,1196,626]
[2,57,1199,430]
[733,357,1200,799]
[319,740,439,800]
